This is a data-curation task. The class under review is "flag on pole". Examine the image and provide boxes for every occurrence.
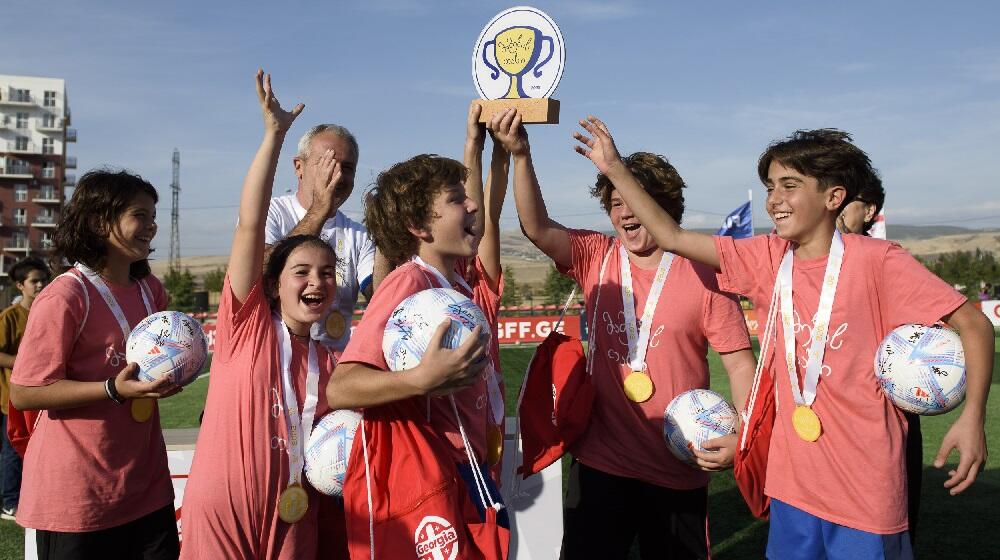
[868,208,886,239]
[717,201,753,238]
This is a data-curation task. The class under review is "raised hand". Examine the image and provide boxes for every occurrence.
[114,363,183,400]
[409,321,489,396]
[487,108,530,157]
[573,115,623,174]
[305,148,344,216]
[255,69,304,134]
[467,102,486,149]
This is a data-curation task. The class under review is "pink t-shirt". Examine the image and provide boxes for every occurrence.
[560,230,751,489]
[11,270,173,532]
[180,277,334,560]
[339,258,501,464]
[715,233,966,533]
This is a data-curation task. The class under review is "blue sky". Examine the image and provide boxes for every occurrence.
[4,0,999,256]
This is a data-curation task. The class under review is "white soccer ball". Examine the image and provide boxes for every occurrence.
[874,324,966,415]
[663,389,738,465]
[382,288,490,372]
[126,311,209,387]
[305,409,362,497]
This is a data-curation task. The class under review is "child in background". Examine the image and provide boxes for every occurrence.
[573,119,993,559]
[491,110,756,560]
[181,71,342,559]
[0,257,50,521]
[10,170,180,559]
[327,104,512,523]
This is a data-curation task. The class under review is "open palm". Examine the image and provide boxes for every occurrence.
[255,69,304,133]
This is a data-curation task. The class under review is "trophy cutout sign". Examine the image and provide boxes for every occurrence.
[473,6,565,124]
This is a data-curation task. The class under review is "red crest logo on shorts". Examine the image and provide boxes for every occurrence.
[414,515,459,560]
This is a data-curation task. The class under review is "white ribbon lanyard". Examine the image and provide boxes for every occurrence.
[75,263,153,342]
[618,246,673,373]
[411,255,473,294]
[777,230,845,408]
[273,315,321,488]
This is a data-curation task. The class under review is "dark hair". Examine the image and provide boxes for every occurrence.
[365,154,467,264]
[263,235,337,310]
[590,152,686,223]
[757,129,881,214]
[10,257,51,284]
[54,169,159,279]
[855,174,885,233]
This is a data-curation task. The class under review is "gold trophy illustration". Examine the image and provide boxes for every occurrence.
[473,7,564,124]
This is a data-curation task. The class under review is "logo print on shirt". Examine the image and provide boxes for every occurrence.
[791,309,848,377]
[105,346,126,368]
[414,515,459,560]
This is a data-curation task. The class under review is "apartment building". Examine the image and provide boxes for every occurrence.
[0,74,74,276]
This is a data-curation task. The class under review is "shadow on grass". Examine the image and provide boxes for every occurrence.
[913,467,999,559]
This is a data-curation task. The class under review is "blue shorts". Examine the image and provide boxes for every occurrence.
[767,499,913,560]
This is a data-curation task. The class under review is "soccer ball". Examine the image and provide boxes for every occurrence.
[305,409,362,497]
[663,389,738,465]
[382,288,490,371]
[874,324,966,415]
[126,311,209,387]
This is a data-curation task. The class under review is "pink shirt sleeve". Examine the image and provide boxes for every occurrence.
[213,275,272,366]
[557,229,614,287]
[714,234,788,297]
[693,262,752,353]
[10,276,86,387]
[339,267,428,370]
[878,243,966,326]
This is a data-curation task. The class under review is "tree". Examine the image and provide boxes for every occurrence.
[918,250,1000,299]
[543,265,578,305]
[163,268,197,311]
[203,266,226,293]
[500,265,522,307]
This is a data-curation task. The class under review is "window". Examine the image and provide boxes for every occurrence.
[14,184,27,202]
[42,138,54,154]
[15,113,28,129]
[40,185,55,199]
[42,162,55,178]
[44,91,57,107]
[14,208,26,225]
[43,114,56,128]
[13,89,30,103]
[10,232,27,249]
[41,232,54,249]
[15,136,28,151]
[37,208,54,224]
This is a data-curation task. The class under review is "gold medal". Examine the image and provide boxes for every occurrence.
[278,484,309,524]
[792,405,822,442]
[325,312,346,339]
[131,398,155,423]
[623,371,654,403]
[487,424,504,466]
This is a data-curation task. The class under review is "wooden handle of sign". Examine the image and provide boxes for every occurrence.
[475,98,560,125]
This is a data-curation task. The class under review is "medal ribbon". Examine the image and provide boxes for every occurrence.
[618,245,673,373]
[75,264,153,342]
[777,230,845,407]
[274,315,320,488]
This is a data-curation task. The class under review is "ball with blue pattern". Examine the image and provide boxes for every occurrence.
[305,409,362,497]
[663,389,737,465]
[875,324,966,415]
[126,311,208,387]
[382,288,490,372]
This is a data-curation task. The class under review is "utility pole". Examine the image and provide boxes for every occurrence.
[169,148,181,275]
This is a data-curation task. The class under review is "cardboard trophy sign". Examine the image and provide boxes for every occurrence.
[472,6,565,124]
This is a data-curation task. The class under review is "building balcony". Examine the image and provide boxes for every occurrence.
[65,155,77,168]
[34,189,61,203]
[0,93,35,107]
[0,163,32,178]
[66,128,77,143]
[5,141,38,154]
[64,174,75,186]
[41,166,56,178]
[35,118,64,132]
[32,216,58,228]
[4,240,31,252]
[0,117,10,130]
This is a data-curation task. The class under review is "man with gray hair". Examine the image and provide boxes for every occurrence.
[265,123,381,354]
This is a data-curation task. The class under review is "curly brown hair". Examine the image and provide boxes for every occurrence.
[55,169,159,279]
[757,129,880,213]
[364,154,467,264]
[590,152,686,223]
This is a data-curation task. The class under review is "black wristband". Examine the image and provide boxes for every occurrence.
[105,377,125,405]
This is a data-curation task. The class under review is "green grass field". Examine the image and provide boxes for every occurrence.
[2,341,997,559]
